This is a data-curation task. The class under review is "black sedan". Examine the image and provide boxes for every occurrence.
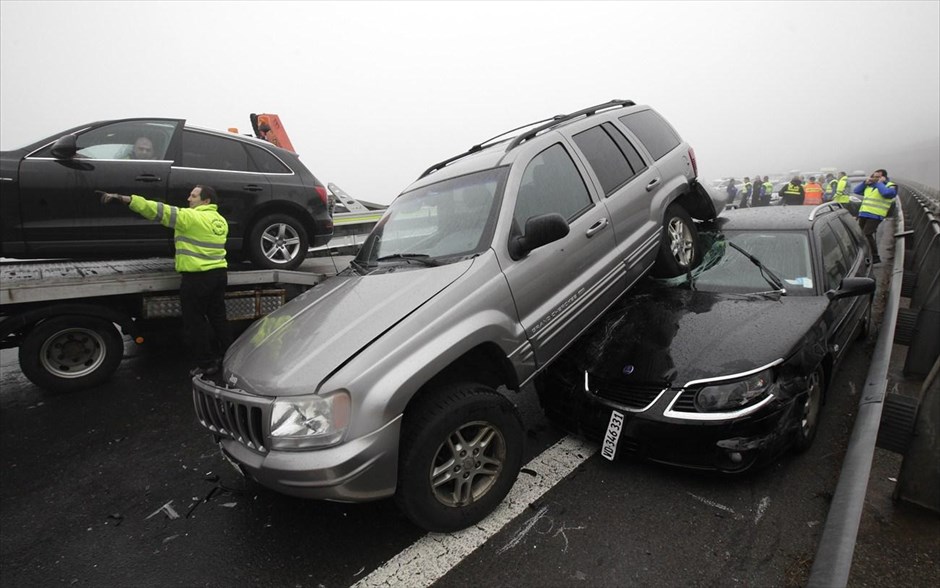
[0,118,332,269]
[538,204,876,472]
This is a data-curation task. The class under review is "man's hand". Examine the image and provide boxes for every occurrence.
[97,190,129,205]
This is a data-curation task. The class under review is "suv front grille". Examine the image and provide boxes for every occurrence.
[192,381,268,453]
[589,373,665,410]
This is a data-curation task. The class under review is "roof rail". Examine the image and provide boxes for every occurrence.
[418,115,560,180]
[808,202,842,221]
[505,99,636,151]
[417,99,635,180]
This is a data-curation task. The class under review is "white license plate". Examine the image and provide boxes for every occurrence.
[601,410,625,461]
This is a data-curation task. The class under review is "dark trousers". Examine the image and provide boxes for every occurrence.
[857,216,882,259]
[180,269,231,368]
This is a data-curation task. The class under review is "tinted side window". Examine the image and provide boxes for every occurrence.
[819,225,849,290]
[63,121,175,160]
[618,109,681,161]
[181,131,250,172]
[604,123,647,175]
[247,144,291,174]
[573,126,632,196]
[513,144,592,231]
[828,217,862,269]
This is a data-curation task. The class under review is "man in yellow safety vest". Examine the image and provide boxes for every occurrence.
[853,169,898,264]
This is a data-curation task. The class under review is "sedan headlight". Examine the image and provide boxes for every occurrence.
[269,391,350,450]
[695,368,775,412]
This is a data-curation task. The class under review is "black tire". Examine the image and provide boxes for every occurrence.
[652,204,700,278]
[396,382,524,532]
[247,213,309,270]
[18,316,124,392]
[793,366,825,453]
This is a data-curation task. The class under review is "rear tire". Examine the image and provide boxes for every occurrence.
[19,316,124,392]
[396,382,524,532]
[652,204,700,278]
[247,213,309,270]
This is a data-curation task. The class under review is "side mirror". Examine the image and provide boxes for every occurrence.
[50,135,78,159]
[826,276,876,301]
[508,213,569,260]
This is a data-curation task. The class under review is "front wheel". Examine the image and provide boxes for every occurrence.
[18,316,124,392]
[793,366,825,453]
[396,383,524,532]
[652,204,700,278]
[247,213,309,270]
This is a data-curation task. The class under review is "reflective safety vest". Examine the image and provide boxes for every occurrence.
[782,182,803,200]
[858,182,898,219]
[834,176,851,203]
[762,181,774,198]
[804,182,824,205]
[826,179,838,200]
[129,195,228,273]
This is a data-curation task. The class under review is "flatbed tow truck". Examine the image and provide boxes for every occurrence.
[0,258,333,392]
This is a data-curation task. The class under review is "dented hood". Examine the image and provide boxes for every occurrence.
[577,287,830,387]
[223,260,473,396]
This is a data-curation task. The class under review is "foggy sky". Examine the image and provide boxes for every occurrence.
[2,1,938,203]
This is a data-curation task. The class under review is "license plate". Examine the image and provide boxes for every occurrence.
[601,410,625,461]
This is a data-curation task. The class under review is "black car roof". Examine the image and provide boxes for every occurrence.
[716,206,849,231]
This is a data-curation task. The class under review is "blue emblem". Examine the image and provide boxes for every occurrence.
[622,365,635,376]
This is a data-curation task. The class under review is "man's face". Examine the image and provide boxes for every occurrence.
[133,137,154,159]
[868,170,884,184]
[188,187,207,208]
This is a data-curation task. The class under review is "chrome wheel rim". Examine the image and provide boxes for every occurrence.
[260,222,301,264]
[667,217,695,267]
[39,327,107,379]
[801,370,822,438]
[430,421,506,507]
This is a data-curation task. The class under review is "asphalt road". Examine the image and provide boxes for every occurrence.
[0,259,915,588]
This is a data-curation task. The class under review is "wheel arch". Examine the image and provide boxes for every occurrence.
[0,302,135,347]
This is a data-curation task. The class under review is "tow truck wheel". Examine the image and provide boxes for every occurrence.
[396,382,524,532]
[247,213,309,270]
[793,366,825,453]
[652,203,700,278]
[19,316,124,392]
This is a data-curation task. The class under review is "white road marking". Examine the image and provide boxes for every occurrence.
[754,496,771,524]
[353,435,597,588]
[687,492,737,515]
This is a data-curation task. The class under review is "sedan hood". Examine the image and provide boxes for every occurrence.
[224,260,474,396]
[579,288,829,387]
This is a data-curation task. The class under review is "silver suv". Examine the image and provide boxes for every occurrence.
[192,100,723,531]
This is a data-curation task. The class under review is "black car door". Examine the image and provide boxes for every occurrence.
[17,120,181,257]
[819,220,867,363]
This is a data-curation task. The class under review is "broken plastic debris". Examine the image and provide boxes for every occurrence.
[162,534,180,544]
[145,501,180,520]
[220,502,238,508]
[889,477,898,482]
[107,513,124,526]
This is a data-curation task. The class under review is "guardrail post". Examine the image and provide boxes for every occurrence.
[894,356,940,512]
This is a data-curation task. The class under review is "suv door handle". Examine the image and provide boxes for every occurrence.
[243,184,264,192]
[646,178,661,192]
[135,174,162,182]
[585,218,609,237]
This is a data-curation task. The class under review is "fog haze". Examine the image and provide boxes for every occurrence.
[2,1,938,203]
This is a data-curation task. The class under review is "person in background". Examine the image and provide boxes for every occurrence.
[99,185,231,377]
[824,173,837,201]
[760,176,774,207]
[853,168,898,264]
[780,177,805,206]
[726,178,739,207]
[129,137,155,160]
[803,176,824,205]
[739,177,753,208]
[834,171,852,204]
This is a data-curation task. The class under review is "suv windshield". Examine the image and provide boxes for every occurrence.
[355,168,507,267]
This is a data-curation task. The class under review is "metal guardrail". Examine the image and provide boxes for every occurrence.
[808,180,940,586]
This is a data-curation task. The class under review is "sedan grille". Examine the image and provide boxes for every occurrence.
[192,381,268,453]
[670,389,698,412]
[589,373,665,410]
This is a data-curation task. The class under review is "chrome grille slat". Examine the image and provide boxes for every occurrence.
[589,373,665,410]
[192,381,268,453]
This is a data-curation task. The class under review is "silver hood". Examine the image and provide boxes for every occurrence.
[223,260,474,397]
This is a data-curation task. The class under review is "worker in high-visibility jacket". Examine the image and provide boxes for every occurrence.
[823,173,837,201]
[99,185,231,377]
[803,176,825,205]
[833,171,852,204]
[761,176,774,207]
[853,169,898,264]
[779,177,805,206]
[740,177,753,208]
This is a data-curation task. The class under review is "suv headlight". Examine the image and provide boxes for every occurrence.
[694,368,775,412]
[269,391,350,450]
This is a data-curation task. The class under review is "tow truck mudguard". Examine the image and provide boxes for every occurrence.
[0,303,135,349]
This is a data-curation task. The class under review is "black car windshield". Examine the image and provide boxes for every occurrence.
[693,231,816,296]
[355,167,506,267]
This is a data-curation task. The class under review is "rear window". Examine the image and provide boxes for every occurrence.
[619,109,681,161]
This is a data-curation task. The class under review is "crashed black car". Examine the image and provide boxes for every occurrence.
[538,204,876,472]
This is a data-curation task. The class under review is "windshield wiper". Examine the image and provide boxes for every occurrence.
[375,253,440,266]
[727,242,787,295]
